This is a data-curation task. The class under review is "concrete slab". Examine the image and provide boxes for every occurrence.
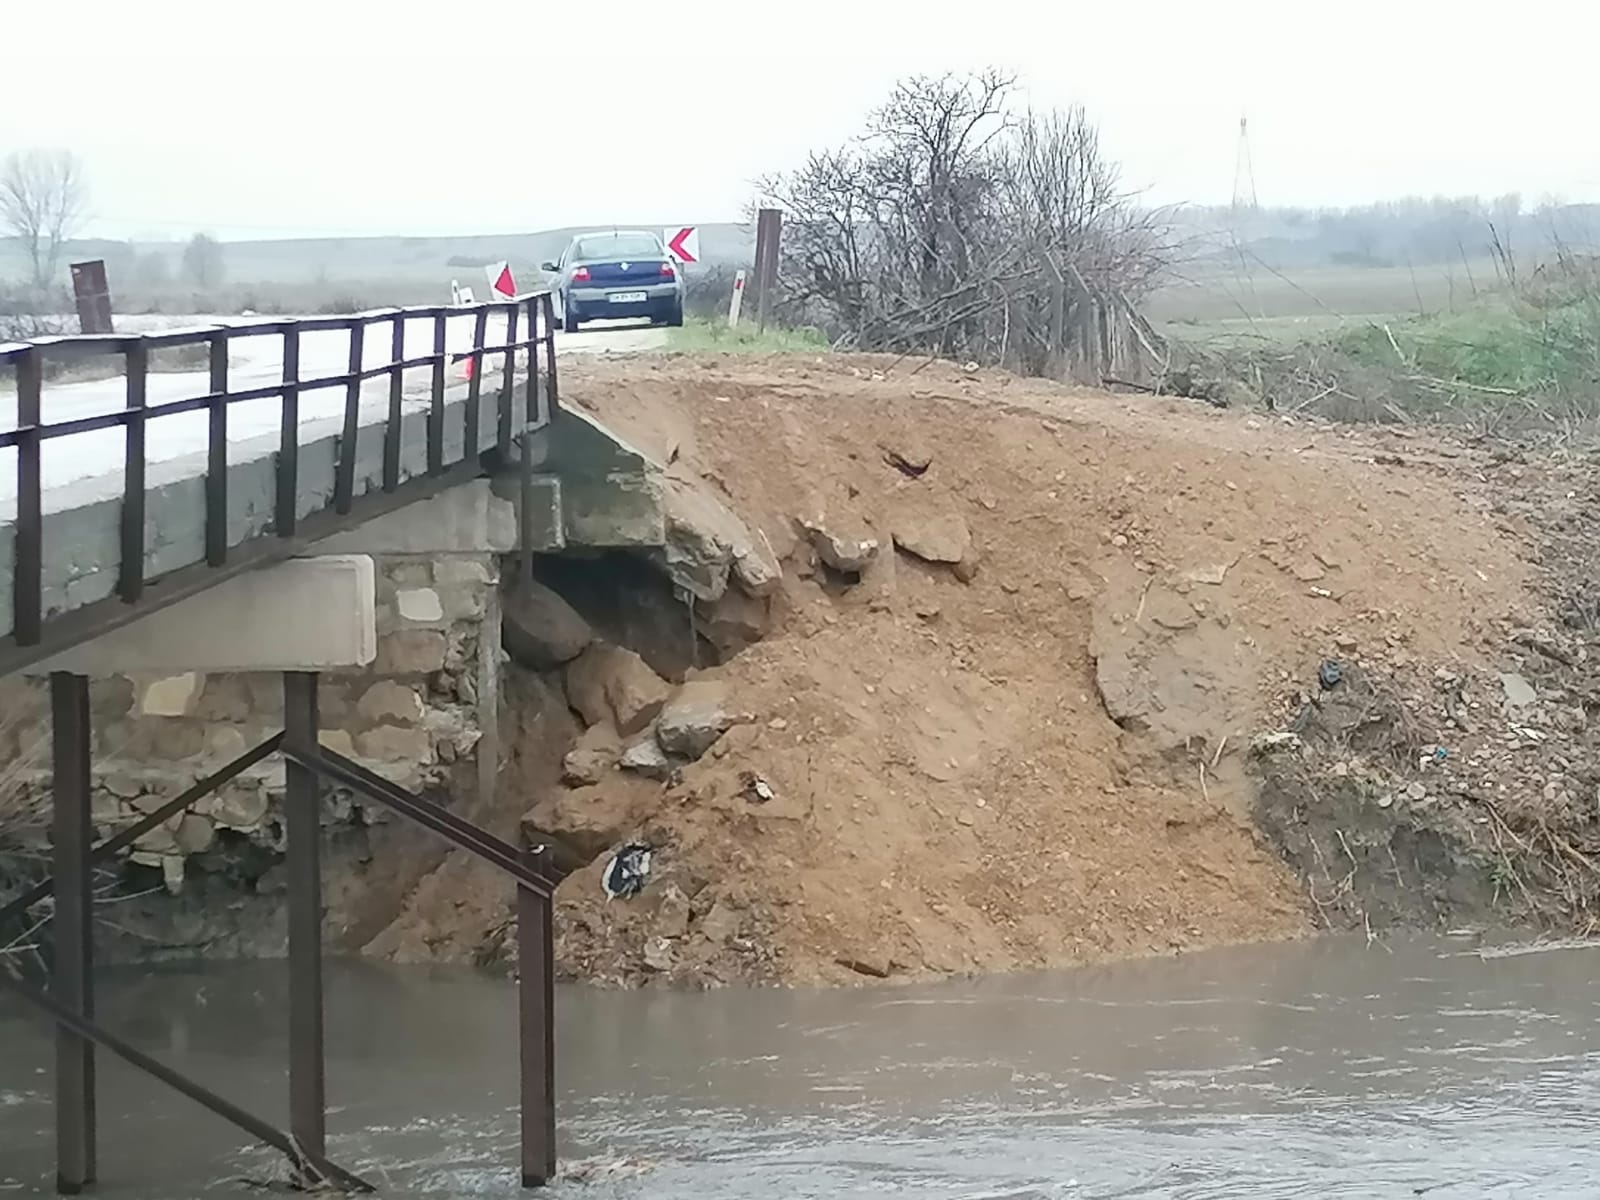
[26,555,376,674]
[505,407,664,548]
[311,480,518,555]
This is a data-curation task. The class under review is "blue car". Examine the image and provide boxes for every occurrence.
[543,230,685,333]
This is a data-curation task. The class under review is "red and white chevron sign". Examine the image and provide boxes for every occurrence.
[665,226,700,264]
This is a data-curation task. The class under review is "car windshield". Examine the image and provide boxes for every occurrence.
[574,233,662,261]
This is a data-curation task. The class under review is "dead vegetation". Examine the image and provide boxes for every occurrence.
[1172,248,1600,435]
[762,71,1171,385]
[1252,446,1600,941]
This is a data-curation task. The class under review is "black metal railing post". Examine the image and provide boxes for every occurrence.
[275,326,301,536]
[335,321,365,513]
[498,303,520,449]
[541,293,559,418]
[118,339,148,603]
[384,314,404,491]
[14,345,44,645]
[465,306,488,459]
[524,295,540,426]
[205,331,230,566]
[428,311,446,475]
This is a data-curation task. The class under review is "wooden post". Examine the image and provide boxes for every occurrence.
[752,208,783,333]
[68,260,113,335]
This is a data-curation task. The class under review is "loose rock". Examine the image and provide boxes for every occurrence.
[522,788,635,860]
[892,513,972,565]
[1499,672,1538,708]
[799,517,879,574]
[656,680,737,760]
[619,730,676,781]
[565,644,673,735]
[653,884,691,938]
[563,722,623,787]
[697,899,742,943]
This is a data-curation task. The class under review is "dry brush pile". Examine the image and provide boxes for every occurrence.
[762,71,1172,385]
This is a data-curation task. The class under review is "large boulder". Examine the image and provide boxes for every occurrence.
[502,579,593,669]
[565,643,673,735]
[655,680,738,760]
[522,786,635,861]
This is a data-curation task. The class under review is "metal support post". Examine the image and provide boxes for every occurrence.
[518,853,556,1187]
[50,672,96,1194]
[283,671,326,1170]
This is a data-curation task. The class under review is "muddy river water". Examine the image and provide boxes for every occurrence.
[3,933,1599,1198]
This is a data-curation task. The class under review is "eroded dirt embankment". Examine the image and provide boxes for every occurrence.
[392,350,1552,989]
[11,351,1586,985]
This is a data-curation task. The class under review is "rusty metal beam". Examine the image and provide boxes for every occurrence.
[283,671,326,1170]
[0,733,285,930]
[282,744,563,894]
[49,672,95,1194]
[518,856,556,1187]
[0,972,372,1193]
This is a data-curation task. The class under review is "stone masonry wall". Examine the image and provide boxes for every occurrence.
[0,553,500,906]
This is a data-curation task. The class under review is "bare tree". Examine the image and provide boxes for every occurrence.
[765,71,1018,356]
[0,149,89,290]
[182,232,225,290]
[762,71,1170,382]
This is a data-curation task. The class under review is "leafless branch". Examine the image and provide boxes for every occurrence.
[0,148,89,290]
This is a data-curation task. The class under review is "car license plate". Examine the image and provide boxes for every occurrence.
[609,291,647,304]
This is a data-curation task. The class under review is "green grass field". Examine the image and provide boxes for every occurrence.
[667,317,829,354]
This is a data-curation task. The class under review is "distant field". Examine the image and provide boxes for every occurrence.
[1148,258,1506,328]
[1157,312,1388,349]
[0,222,1525,358]
[0,224,755,315]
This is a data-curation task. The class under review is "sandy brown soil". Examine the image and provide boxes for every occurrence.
[456,351,1533,987]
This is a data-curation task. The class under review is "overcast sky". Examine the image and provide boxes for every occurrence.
[5,0,1598,241]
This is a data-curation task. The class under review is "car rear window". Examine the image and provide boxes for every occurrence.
[574,233,662,260]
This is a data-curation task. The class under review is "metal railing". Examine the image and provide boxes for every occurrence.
[1,670,571,1192]
[0,295,558,678]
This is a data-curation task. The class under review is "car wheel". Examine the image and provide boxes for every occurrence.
[563,304,580,334]
[666,301,684,328]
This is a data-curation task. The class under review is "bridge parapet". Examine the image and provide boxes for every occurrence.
[1,296,556,680]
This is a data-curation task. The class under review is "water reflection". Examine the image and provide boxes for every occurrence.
[4,933,1600,1197]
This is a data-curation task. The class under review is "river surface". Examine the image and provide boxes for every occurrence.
[4,933,1600,1198]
